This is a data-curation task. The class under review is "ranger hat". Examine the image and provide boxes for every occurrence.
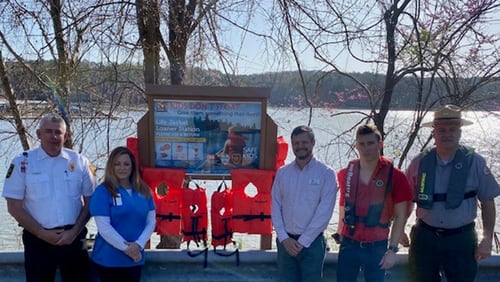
[422,104,473,127]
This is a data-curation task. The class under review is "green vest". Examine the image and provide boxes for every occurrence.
[417,146,475,209]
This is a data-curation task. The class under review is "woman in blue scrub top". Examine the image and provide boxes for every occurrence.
[90,146,155,282]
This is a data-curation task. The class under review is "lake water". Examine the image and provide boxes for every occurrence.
[0,107,499,251]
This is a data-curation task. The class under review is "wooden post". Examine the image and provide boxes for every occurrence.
[259,114,278,250]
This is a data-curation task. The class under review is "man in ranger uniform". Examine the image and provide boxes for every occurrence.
[335,124,413,282]
[405,105,500,282]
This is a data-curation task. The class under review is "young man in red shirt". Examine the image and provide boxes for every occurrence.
[335,124,412,281]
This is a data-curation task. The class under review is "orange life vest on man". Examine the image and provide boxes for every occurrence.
[181,183,208,244]
[141,167,185,236]
[210,181,234,248]
[342,157,393,235]
[231,169,274,235]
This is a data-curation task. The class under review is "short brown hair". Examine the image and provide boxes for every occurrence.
[291,125,315,142]
[356,124,382,142]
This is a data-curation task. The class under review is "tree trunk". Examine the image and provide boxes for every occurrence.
[136,0,183,249]
[136,0,161,84]
[48,0,74,148]
[0,50,30,150]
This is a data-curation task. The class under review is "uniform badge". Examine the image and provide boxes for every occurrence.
[375,179,384,187]
[69,162,75,172]
[5,164,14,179]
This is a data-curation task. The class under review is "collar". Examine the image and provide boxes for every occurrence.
[436,151,456,166]
[293,157,316,170]
[357,155,392,167]
[36,146,70,161]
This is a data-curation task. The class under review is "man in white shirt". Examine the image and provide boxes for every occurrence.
[271,125,337,282]
[2,113,96,282]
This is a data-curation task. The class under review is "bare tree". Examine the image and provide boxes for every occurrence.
[0,0,143,154]
[273,0,500,166]
[135,0,220,85]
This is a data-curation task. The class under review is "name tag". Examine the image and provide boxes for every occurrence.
[309,178,320,185]
[114,195,123,206]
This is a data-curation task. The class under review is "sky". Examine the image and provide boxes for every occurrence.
[210,2,500,76]
[1,1,498,77]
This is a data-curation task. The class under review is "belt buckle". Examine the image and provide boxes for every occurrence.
[435,228,446,236]
[359,241,370,248]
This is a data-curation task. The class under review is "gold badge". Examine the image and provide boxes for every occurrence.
[88,164,96,176]
[69,162,75,172]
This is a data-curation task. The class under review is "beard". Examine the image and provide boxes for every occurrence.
[294,148,311,160]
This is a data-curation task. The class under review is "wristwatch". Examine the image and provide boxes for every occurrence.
[387,245,399,253]
[332,233,342,244]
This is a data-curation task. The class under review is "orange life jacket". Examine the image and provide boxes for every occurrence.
[181,183,208,244]
[275,136,288,170]
[342,157,393,234]
[210,181,234,247]
[231,169,274,235]
[182,182,209,267]
[141,167,185,236]
[126,137,140,170]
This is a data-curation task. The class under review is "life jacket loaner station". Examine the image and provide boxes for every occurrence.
[127,85,288,261]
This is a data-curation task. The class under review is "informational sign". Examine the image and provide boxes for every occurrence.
[153,99,262,175]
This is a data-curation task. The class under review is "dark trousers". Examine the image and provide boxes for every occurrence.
[92,261,143,282]
[22,228,90,282]
[276,234,327,282]
[337,238,388,282]
[409,222,477,282]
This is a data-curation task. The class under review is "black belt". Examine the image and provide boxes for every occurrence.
[341,236,388,248]
[287,232,323,240]
[45,224,75,231]
[416,219,474,237]
[433,190,477,202]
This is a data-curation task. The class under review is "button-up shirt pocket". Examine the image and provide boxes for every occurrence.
[303,179,322,205]
[25,173,50,199]
[64,172,83,198]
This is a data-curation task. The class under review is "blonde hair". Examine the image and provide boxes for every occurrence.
[103,146,151,198]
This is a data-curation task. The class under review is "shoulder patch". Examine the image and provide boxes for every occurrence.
[6,164,14,179]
